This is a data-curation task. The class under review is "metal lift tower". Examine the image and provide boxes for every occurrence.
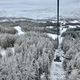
[57,0,60,48]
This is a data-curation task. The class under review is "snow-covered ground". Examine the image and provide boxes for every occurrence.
[48,24,68,80]
[69,25,77,28]
[70,20,79,23]
[49,19,80,80]
[47,33,57,40]
[50,57,65,80]
[60,27,67,35]
[50,46,66,80]
[0,49,6,56]
[14,26,25,35]
[46,26,53,29]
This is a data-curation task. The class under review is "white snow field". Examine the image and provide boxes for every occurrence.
[48,25,68,80]
[47,33,57,40]
[14,26,25,35]
[0,49,6,56]
[69,25,77,28]
[46,26,53,29]
[60,27,67,35]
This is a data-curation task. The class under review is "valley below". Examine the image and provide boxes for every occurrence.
[0,17,80,80]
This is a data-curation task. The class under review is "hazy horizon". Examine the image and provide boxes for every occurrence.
[0,0,80,19]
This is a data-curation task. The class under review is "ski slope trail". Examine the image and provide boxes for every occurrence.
[49,25,67,80]
[14,26,25,35]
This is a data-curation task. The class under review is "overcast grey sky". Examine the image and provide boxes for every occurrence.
[0,0,79,18]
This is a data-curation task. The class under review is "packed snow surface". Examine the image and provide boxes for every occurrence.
[47,33,57,40]
[46,26,53,29]
[50,62,65,80]
[48,25,67,80]
[60,27,67,35]
[69,25,77,28]
[11,48,15,54]
[0,49,6,56]
[70,20,79,23]
[14,26,25,35]
[50,48,66,80]
[52,21,56,23]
